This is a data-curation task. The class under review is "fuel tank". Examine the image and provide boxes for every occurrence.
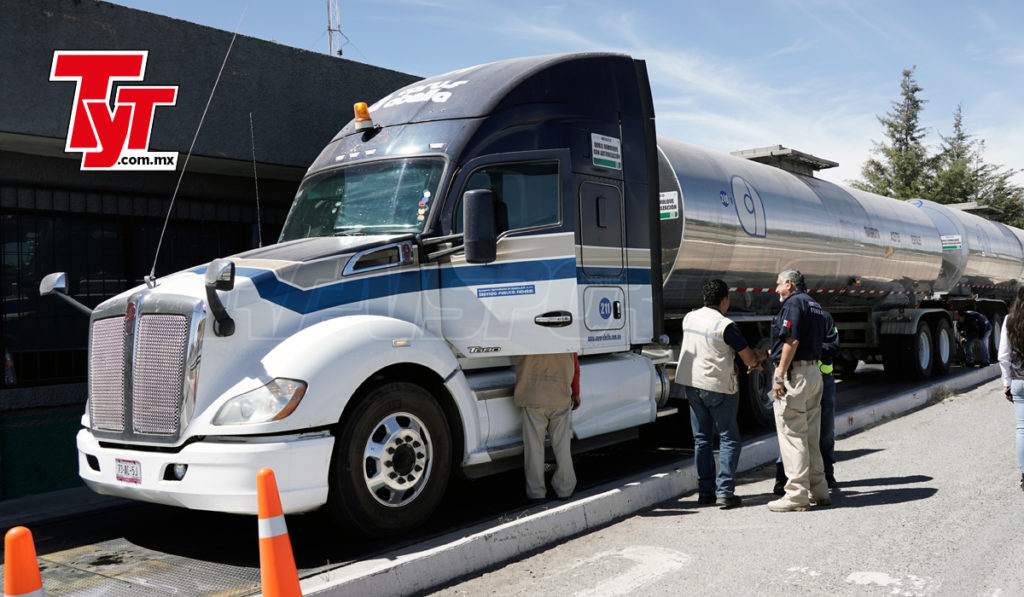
[656,138,1024,314]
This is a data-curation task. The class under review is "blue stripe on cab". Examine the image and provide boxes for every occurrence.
[226,259,650,314]
[577,267,652,285]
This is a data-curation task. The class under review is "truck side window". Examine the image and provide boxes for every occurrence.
[454,161,559,234]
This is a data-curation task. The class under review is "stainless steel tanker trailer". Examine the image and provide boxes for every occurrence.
[52,52,1024,533]
[656,137,1023,424]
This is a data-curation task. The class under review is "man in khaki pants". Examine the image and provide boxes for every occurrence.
[768,269,827,512]
[514,353,581,500]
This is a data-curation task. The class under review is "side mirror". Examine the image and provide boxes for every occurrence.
[39,272,68,296]
[463,189,497,264]
[38,272,92,316]
[205,259,235,336]
[205,259,235,291]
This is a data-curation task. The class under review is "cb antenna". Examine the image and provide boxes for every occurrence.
[327,0,349,57]
[249,112,263,247]
[147,1,251,287]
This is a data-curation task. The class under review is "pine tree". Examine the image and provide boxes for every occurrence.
[978,165,1024,228]
[929,104,1024,227]
[928,104,985,204]
[852,67,931,198]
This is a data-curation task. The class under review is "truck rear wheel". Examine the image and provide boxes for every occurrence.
[930,318,953,376]
[327,381,451,536]
[882,321,933,380]
[832,355,858,377]
[740,338,775,428]
[989,312,1004,360]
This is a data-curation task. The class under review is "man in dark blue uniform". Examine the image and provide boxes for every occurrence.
[957,309,992,367]
[768,269,827,512]
[774,309,841,494]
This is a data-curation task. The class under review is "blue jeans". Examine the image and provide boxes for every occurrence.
[778,373,835,477]
[1012,380,1024,475]
[964,329,991,365]
[686,386,741,497]
[820,374,836,477]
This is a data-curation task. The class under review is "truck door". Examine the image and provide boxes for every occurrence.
[441,151,580,357]
[578,179,628,354]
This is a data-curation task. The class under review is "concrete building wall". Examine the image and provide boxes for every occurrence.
[1,0,420,167]
[0,0,421,499]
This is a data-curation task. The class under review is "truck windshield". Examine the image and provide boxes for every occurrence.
[279,157,446,241]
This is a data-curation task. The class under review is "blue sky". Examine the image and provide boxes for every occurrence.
[109,0,1024,187]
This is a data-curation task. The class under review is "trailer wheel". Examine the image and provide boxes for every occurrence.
[740,338,775,428]
[327,381,451,536]
[882,321,933,380]
[832,355,858,377]
[930,318,953,376]
[989,313,1004,360]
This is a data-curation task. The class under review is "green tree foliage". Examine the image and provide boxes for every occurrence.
[978,166,1024,228]
[852,67,930,199]
[854,69,1024,228]
[929,104,984,204]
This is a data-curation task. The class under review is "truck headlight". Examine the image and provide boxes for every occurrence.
[213,378,307,425]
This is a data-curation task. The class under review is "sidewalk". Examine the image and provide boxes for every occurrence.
[302,365,999,596]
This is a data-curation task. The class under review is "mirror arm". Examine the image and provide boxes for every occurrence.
[53,292,93,317]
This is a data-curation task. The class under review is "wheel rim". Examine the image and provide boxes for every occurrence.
[362,412,433,508]
[917,328,932,370]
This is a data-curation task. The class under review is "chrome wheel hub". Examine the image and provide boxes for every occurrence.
[362,412,432,507]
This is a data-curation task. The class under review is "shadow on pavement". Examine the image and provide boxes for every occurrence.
[833,448,884,461]
[831,485,938,508]
[837,475,932,488]
[638,503,701,517]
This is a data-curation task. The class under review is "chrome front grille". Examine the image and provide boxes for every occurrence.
[132,314,189,435]
[89,317,126,431]
[87,293,205,442]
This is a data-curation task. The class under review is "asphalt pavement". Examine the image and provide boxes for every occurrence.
[0,365,1002,596]
[423,371,1024,597]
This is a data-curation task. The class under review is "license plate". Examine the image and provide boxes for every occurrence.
[116,459,142,484]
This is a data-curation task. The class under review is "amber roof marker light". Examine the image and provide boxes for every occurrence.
[354,102,374,131]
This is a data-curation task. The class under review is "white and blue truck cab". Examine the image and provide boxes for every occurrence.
[69,53,671,535]
[60,51,1024,536]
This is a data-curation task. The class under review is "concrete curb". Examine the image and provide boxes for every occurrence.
[302,366,999,597]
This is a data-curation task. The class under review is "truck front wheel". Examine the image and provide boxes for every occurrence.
[327,381,451,536]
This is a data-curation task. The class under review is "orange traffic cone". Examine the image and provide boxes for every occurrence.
[256,467,301,597]
[4,526,43,597]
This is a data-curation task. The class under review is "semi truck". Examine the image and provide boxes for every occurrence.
[44,52,1024,536]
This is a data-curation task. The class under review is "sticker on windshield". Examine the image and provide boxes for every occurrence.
[591,134,622,170]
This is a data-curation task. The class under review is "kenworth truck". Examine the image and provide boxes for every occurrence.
[46,53,1024,535]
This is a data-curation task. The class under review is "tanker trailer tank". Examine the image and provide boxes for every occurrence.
[655,136,944,318]
[941,203,1024,302]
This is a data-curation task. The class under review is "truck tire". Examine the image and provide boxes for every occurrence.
[882,321,933,380]
[930,318,953,376]
[327,381,451,536]
[740,338,775,428]
[989,312,1004,360]
[832,355,858,377]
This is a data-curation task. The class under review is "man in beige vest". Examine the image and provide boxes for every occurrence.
[514,353,581,500]
[676,280,765,508]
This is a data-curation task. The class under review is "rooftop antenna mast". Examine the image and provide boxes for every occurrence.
[327,0,344,56]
